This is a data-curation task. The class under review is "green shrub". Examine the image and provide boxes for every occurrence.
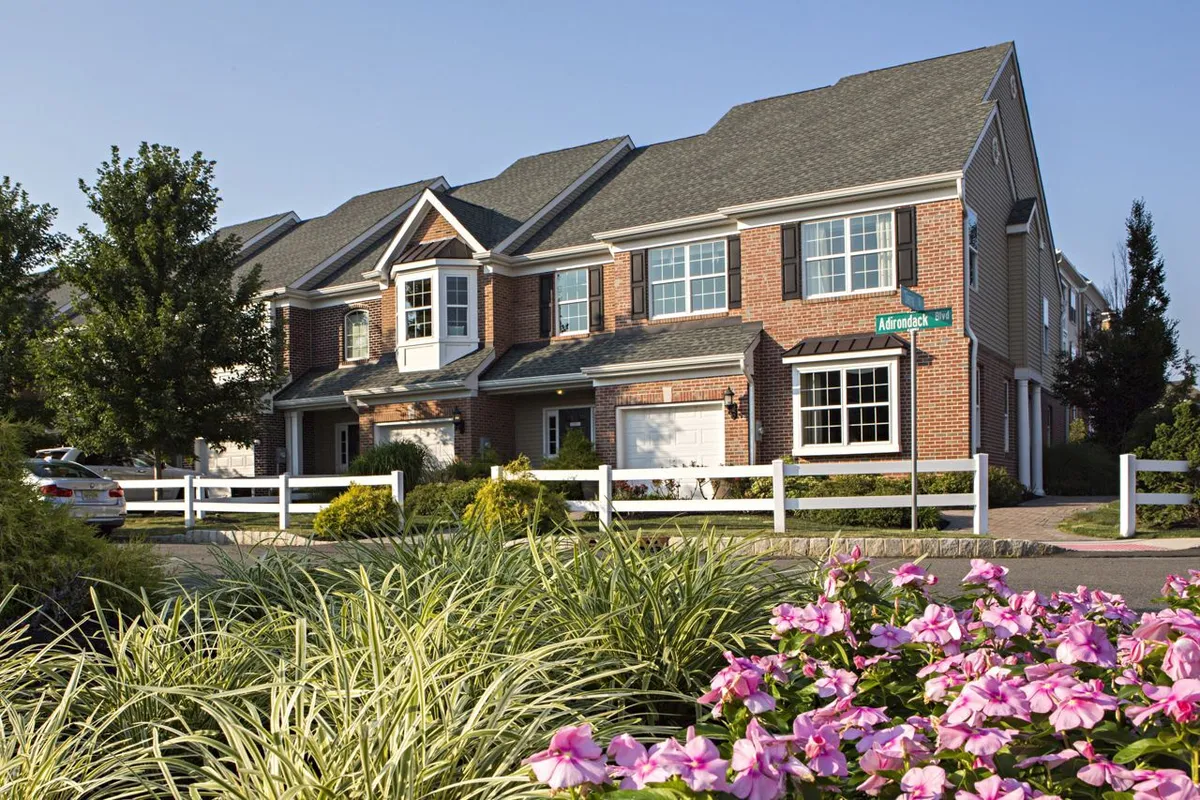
[921,467,1025,507]
[542,430,602,501]
[1068,417,1088,443]
[403,478,486,519]
[312,484,400,539]
[0,422,162,630]
[348,440,429,489]
[463,456,568,534]
[1136,401,1200,528]
[434,446,501,482]
[1043,441,1119,495]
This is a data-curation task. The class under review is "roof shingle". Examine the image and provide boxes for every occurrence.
[275,348,493,402]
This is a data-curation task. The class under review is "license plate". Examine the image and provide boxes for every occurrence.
[79,490,100,501]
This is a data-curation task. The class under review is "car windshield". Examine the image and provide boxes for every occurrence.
[27,460,100,480]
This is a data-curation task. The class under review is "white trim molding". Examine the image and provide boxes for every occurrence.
[789,351,902,457]
[365,185,482,279]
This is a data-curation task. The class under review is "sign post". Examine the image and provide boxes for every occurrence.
[878,294,951,531]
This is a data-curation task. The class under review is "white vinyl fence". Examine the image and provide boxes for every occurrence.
[116,471,405,530]
[1118,454,1193,538]
[493,454,989,535]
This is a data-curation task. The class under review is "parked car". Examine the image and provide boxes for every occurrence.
[25,459,126,533]
[34,447,229,501]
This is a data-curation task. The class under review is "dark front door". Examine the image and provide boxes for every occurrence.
[559,407,593,444]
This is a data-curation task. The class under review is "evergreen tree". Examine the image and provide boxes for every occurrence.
[0,178,66,422]
[1055,199,1186,450]
[40,144,283,472]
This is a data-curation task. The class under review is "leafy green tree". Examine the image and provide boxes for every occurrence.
[0,178,66,422]
[1055,199,1188,450]
[40,144,282,473]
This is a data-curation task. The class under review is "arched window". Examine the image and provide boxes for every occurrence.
[344,310,369,361]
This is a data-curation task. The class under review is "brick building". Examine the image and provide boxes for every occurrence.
[104,43,1106,494]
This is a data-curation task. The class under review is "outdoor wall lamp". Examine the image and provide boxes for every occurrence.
[723,387,739,419]
[452,408,465,432]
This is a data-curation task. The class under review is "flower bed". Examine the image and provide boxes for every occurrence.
[522,550,1200,799]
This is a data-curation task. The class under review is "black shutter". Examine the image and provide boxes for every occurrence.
[588,265,604,332]
[727,236,742,309]
[896,206,918,286]
[630,250,648,319]
[539,273,554,338]
[781,223,801,300]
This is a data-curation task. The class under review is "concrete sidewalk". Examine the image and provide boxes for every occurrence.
[944,495,1115,542]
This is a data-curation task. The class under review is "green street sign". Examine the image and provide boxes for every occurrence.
[900,287,924,311]
[875,307,953,335]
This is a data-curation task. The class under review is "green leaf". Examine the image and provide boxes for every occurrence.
[1113,737,1174,764]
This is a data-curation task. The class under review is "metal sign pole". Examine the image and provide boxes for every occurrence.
[910,328,918,531]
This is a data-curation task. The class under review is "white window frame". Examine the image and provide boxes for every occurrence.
[801,210,896,300]
[402,275,434,342]
[396,267,479,345]
[334,422,360,474]
[966,207,980,291]
[555,267,590,336]
[1068,290,1078,325]
[788,355,901,457]
[544,405,595,457]
[1042,296,1051,356]
[444,274,471,339]
[648,239,728,320]
[343,309,370,362]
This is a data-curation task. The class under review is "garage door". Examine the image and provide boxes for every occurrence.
[375,422,455,467]
[204,441,256,477]
[619,403,725,469]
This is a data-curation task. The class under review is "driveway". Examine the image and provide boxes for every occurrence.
[944,495,1116,541]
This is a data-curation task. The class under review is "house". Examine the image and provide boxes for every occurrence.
[59,42,1109,494]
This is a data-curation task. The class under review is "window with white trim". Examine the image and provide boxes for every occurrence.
[1068,290,1078,324]
[966,209,980,289]
[791,358,899,455]
[344,310,369,361]
[648,240,726,318]
[404,277,433,340]
[445,275,469,337]
[1042,297,1050,355]
[556,268,589,334]
[545,407,594,456]
[802,212,894,298]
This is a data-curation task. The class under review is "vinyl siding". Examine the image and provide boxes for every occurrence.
[988,56,1040,202]
[964,115,1014,357]
[1006,233,1028,367]
[1023,215,1064,376]
[512,389,596,466]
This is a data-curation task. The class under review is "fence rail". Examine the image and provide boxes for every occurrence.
[116,471,405,530]
[1119,454,1192,538]
[493,454,989,535]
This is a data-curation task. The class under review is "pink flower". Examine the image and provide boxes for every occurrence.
[789,716,847,777]
[900,764,947,800]
[980,604,1034,640]
[1021,669,1079,714]
[730,719,786,800]
[905,604,964,648]
[891,562,937,590]
[956,775,1026,800]
[1163,635,1200,681]
[1163,574,1190,598]
[815,668,858,698]
[943,674,1030,726]
[753,653,792,684]
[824,548,872,595]
[676,728,731,792]
[796,597,849,637]
[1074,741,1135,791]
[963,559,1011,596]
[1127,678,1200,726]
[1047,679,1118,731]
[1055,620,1117,667]
[607,734,673,789]
[870,623,911,650]
[699,651,776,717]
[1132,769,1200,800]
[936,725,1014,756]
[770,603,801,637]
[523,723,609,789]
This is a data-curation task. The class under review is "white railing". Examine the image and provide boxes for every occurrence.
[492,454,989,535]
[116,471,405,530]
[1119,454,1192,538]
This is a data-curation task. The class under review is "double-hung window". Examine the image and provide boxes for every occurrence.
[445,275,469,337]
[404,277,433,340]
[790,358,899,455]
[556,268,589,334]
[1042,297,1050,355]
[648,240,726,318]
[344,310,369,361]
[802,212,894,298]
[966,209,980,289]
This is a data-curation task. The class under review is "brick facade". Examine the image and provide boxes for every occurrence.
[356,393,515,463]
[310,298,384,367]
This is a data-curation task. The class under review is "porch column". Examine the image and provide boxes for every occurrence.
[1016,378,1030,490]
[1031,383,1044,496]
[285,410,303,475]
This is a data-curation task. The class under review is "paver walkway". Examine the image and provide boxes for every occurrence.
[943,495,1115,541]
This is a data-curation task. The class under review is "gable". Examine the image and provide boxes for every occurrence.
[411,209,459,245]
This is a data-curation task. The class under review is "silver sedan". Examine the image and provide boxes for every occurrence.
[25,459,127,534]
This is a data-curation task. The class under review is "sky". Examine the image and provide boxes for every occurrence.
[2,0,1196,351]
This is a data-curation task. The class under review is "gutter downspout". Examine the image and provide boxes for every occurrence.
[958,176,979,454]
[748,378,756,465]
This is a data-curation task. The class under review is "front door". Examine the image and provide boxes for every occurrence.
[551,407,593,454]
[335,423,360,473]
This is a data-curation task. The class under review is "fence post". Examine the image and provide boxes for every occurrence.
[598,464,613,530]
[279,473,290,530]
[183,473,195,528]
[490,465,502,481]
[1119,454,1136,539]
[195,481,206,522]
[772,459,786,534]
[972,453,989,535]
[391,470,405,527]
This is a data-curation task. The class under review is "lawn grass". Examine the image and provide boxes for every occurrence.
[1057,501,1200,539]
[118,511,317,537]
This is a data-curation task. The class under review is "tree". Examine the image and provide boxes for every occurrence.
[40,144,282,474]
[1055,199,1188,450]
[0,178,66,422]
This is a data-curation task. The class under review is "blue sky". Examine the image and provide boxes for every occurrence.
[3,1,1196,352]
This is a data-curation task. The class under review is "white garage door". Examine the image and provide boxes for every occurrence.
[619,403,725,469]
[375,422,455,467]
[205,441,256,477]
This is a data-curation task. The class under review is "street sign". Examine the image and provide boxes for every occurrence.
[900,287,924,311]
[875,307,953,335]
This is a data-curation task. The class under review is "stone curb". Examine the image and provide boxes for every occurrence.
[666,536,1065,559]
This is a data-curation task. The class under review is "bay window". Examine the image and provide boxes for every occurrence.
[404,277,433,340]
[790,357,899,455]
[556,268,589,334]
[648,240,726,318]
[344,309,369,361]
[445,275,469,337]
[802,212,894,298]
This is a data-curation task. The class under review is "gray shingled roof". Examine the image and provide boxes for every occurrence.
[519,44,1011,254]
[216,212,293,248]
[275,348,494,402]
[783,333,907,358]
[444,137,625,248]
[237,179,440,290]
[482,320,762,383]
